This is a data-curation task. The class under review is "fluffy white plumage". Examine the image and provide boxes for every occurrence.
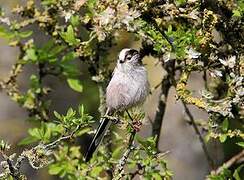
[84,48,149,162]
[106,48,149,112]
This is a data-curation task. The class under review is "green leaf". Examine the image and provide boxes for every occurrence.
[42,40,55,51]
[28,128,42,138]
[61,63,80,77]
[112,146,123,159]
[50,45,66,56]
[87,0,97,13]
[41,0,57,5]
[136,135,157,155]
[205,133,211,142]
[30,75,40,92]
[0,25,14,39]
[18,30,33,38]
[70,15,80,27]
[43,126,52,140]
[67,78,83,93]
[48,164,63,175]
[222,119,229,132]
[78,104,84,116]
[233,10,241,17]
[60,25,80,46]
[77,127,91,136]
[61,51,78,63]
[175,0,187,5]
[152,173,162,180]
[219,134,227,143]
[233,164,244,180]
[236,142,244,148]
[66,108,76,118]
[24,48,38,61]
[18,136,38,145]
[54,111,62,120]
[127,161,137,169]
[90,166,103,177]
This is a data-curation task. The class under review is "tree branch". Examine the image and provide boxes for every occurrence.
[152,78,170,147]
[212,150,244,175]
[114,129,136,180]
[182,102,215,170]
[152,60,175,148]
[0,125,82,179]
[44,124,81,150]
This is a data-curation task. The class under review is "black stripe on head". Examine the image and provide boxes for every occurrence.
[124,49,138,61]
[119,49,139,63]
[126,49,138,58]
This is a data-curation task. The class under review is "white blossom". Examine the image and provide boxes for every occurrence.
[163,52,176,62]
[210,70,223,77]
[0,17,10,25]
[219,55,236,68]
[94,2,141,40]
[117,2,140,31]
[99,7,115,26]
[187,47,201,59]
[62,10,75,22]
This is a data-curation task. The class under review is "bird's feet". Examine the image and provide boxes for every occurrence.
[131,120,142,132]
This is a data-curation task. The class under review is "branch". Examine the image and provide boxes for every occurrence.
[44,124,81,150]
[182,102,215,170]
[176,69,207,110]
[212,150,244,175]
[152,60,175,148]
[114,129,136,180]
[140,7,175,51]
[0,125,82,179]
[35,62,49,121]
[152,78,170,147]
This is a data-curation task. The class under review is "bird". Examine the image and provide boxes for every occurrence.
[84,48,149,162]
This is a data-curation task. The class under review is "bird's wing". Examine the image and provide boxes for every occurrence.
[106,82,131,111]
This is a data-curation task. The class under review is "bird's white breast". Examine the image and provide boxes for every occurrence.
[106,66,149,112]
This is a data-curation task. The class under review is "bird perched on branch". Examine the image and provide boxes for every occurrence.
[84,48,149,162]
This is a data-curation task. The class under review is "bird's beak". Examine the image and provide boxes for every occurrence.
[119,59,125,63]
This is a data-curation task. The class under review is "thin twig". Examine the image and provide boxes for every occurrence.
[114,111,138,179]
[212,150,244,175]
[44,125,81,149]
[141,10,175,51]
[0,152,24,179]
[182,102,215,170]
[114,130,136,180]
[0,125,82,179]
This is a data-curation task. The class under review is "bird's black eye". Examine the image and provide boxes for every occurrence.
[126,55,132,60]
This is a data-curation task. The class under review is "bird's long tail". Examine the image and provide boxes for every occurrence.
[84,117,112,162]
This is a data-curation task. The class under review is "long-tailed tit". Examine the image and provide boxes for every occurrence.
[84,48,149,162]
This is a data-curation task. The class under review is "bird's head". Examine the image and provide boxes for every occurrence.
[117,48,143,69]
